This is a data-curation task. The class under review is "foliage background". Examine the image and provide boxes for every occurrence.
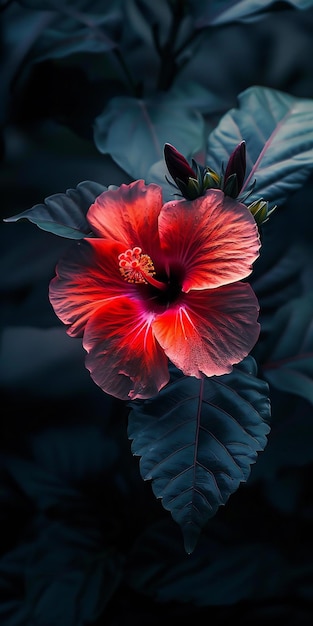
[1,1,313,624]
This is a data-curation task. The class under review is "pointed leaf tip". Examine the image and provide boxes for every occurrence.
[3,181,107,239]
[128,357,271,551]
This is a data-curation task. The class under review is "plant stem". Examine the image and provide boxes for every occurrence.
[113,48,142,97]
[156,0,186,91]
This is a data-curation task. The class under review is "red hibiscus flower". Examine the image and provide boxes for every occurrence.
[49,180,261,400]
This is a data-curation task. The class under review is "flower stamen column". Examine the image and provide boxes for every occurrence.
[118,247,167,291]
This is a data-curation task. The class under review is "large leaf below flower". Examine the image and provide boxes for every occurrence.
[4,181,107,238]
[128,357,270,554]
[207,86,313,207]
[93,95,205,180]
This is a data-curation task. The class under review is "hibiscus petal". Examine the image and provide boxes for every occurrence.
[49,239,132,337]
[83,298,169,400]
[87,180,162,258]
[158,189,260,291]
[152,283,260,378]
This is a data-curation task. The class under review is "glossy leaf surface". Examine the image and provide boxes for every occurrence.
[191,0,313,27]
[259,291,313,403]
[128,357,270,553]
[94,96,205,180]
[207,86,313,207]
[4,181,106,238]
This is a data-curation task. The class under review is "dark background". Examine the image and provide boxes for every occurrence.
[1,2,313,624]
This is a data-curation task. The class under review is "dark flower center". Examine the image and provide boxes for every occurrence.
[146,267,182,307]
[118,247,183,307]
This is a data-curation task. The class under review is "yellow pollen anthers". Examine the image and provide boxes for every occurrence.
[118,246,156,284]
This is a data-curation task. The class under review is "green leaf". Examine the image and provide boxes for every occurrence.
[167,82,229,115]
[127,519,287,606]
[13,1,121,66]
[128,357,270,554]
[4,181,107,238]
[2,454,81,509]
[26,522,123,623]
[251,242,311,335]
[265,367,313,404]
[17,0,120,16]
[28,26,117,64]
[93,95,205,180]
[191,0,313,27]
[207,86,313,207]
[258,291,313,404]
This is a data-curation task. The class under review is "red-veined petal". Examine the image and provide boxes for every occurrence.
[87,180,163,258]
[49,239,133,337]
[152,282,260,378]
[83,298,169,400]
[159,189,260,292]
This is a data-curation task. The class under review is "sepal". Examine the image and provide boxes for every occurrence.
[247,198,277,225]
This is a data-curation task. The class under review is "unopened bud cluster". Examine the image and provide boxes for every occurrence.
[164,141,276,226]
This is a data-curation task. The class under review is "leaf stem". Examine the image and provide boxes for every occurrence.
[113,48,142,97]
[156,3,208,92]
[156,0,186,91]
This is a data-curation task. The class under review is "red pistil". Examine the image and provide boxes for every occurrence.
[118,247,167,291]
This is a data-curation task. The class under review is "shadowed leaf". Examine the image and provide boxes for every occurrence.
[4,181,107,238]
[128,357,270,553]
[94,95,205,180]
[190,0,313,27]
[207,86,313,208]
[259,291,313,404]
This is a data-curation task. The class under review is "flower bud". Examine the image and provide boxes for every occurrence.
[164,143,222,200]
[224,141,246,197]
[164,143,197,186]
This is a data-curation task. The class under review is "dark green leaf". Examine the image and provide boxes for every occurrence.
[12,1,121,66]
[207,86,313,207]
[94,95,205,180]
[128,357,270,553]
[266,367,313,404]
[190,0,313,27]
[17,0,120,15]
[4,181,106,238]
[1,454,81,509]
[251,242,310,335]
[250,388,313,483]
[127,519,287,606]
[167,82,229,114]
[258,291,313,404]
[26,522,123,624]
[27,25,117,64]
